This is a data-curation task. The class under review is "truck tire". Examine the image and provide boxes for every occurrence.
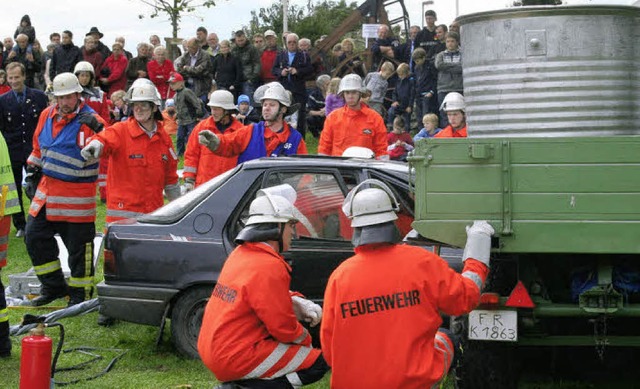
[170,285,213,359]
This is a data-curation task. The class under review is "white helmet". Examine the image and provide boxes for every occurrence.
[73,61,95,75]
[342,146,375,159]
[208,90,237,110]
[52,73,83,96]
[338,74,366,96]
[128,82,162,106]
[245,184,298,225]
[125,78,162,103]
[440,92,465,112]
[342,179,399,228]
[259,82,291,107]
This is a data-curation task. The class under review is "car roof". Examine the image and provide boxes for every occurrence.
[239,155,410,175]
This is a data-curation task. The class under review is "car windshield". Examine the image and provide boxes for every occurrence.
[138,167,239,223]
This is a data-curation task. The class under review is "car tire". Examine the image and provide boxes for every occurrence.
[171,285,213,359]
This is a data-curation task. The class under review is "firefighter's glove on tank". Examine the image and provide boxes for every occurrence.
[184,178,195,193]
[291,296,323,327]
[80,139,104,161]
[24,165,42,200]
[77,113,104,132]
[462,221,495,267]
[164,184,181,201]
[198,130,220,152]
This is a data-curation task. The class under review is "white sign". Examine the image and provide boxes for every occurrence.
[468,309,518,342]
[362,24,382,39]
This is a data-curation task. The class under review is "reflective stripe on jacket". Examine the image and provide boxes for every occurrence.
[320,243,488,389]
[183,117,243,187]
[28,104,99,223]
[198,242,321,382]
[93,118,178,224]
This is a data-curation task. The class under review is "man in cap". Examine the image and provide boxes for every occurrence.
[321,179,494,388]
[435,92,467,138]
[183,90,244,191]
[259,30,278,84]
[169,71,204,156]
[318,74,388,158]
[0,62,48,237]
[81,81,179,224]
[198,184,329,388]
[198,82,307,161]
[85,27,111,61]
[25,72,106,307]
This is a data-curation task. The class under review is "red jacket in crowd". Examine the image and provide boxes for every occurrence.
[147,59,176,100]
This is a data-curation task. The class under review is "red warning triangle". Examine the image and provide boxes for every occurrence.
[505,280,535,308]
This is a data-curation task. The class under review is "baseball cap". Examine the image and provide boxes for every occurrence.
[237,94,250,105]
[165,98,175,107]
[168,72,184,83]
[264,30,277,38]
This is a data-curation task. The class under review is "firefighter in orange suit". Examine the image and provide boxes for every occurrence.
[183,90,244,191]
[434,92,467,138]
[318,74,388,159]
[81,81,180,224]
[197,82,308,163]
[320,179,494,389]
[198,184,329,388]
[25,73,106,307]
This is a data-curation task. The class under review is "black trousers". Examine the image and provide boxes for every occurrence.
[0,269,9,353]
[25,206,96,298]
[10,160,26,230]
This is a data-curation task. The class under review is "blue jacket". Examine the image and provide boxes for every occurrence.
[237,121,302,164]
[0,87,49,162]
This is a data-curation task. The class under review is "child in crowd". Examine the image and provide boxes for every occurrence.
[364,61,395,117]
[387,63,415,132]
[234,94,260,125]
[435,31,463,127]
[109,90,130,122]
[0,70,10,96]
[169,71,204,156]
[13,15,35,55]
[325,77,344,116]
[413,113,441,142]
[387,116,414,161]
[162,98,178,136]
[412,48,438,124]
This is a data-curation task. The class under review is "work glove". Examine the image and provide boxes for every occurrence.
[183,178,195,193]
[462,221,495,267]
[24,165,42,200]
[198,130,220,152]
[291,296,323,327]
[77,113,104,133]
[164,183,181,201]
[80,139,104,161]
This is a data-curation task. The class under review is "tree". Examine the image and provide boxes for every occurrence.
[247,0,358,45]
[135,0,223,38]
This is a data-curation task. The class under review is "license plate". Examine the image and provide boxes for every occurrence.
[468,309,518,342]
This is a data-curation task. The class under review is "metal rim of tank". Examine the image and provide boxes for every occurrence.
[456,5,640,25]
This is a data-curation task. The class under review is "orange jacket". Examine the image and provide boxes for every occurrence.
[318,104,388,158]
[320,243,488,389]
[214,121,308,158]
[434,124,467,138]
[27,104,102,223]
[183,117,243,186]
[161,110,178,135]
[198,242,321,382]
[92,118,178,223]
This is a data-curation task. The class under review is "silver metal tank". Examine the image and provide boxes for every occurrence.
[459,5,640,137]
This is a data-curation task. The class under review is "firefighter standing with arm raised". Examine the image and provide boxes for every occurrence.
[321,179,494,388]
[80,81,180,224]
[25,72,105,307]
[198,184,329,388]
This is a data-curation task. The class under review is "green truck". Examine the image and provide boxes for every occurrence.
[408,5,640,388]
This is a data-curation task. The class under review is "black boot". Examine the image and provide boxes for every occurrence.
[31,269,68,307]
[31,289,68,306]
[67,287,86,307]
[0,322,10,358]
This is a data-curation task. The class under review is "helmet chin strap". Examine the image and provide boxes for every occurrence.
[278,223,286,253]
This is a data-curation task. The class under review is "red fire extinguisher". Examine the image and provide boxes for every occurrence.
[20,323,52,389]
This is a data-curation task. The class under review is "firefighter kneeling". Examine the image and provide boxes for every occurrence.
[198,184,329,388]
[320,179,494,389]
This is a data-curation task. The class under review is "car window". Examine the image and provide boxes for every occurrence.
[260,172,350,240]
[139,168,238,223]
